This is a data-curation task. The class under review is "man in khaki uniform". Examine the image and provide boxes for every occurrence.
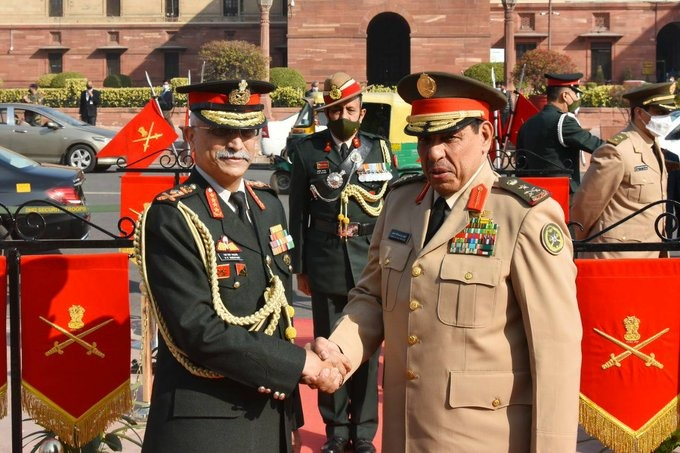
[571,82,677,258]
[311,72,582,452]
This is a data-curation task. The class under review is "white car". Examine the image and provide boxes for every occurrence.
[260,113,298,157]
[659,110,680,157]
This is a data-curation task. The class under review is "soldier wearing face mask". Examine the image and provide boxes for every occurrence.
[517,73,604,193]
[571,81,679,258]
[289,71,396,453]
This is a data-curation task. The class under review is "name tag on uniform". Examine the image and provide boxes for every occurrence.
[389,229,411,243]
[634,164,649,172]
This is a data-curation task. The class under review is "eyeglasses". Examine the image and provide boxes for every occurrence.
[190,126,260,141]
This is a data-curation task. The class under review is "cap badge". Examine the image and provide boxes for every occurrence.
[329,84,342,101]
[229,79,251,105]
[417,73,437,98]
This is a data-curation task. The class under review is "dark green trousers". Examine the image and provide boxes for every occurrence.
[311,291,380,441]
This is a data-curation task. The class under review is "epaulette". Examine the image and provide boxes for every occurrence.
[245,179,276,195]
[358,130,384,141]
[496,176,550,206]
[154,184,197,203]
[607,133,628,146]
[388,172,426,191]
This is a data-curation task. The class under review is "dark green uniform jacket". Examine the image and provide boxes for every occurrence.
[289,129,396,296]
[140,172,305,453]
[516,104,604,192]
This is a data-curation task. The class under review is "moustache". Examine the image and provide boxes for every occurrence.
[215,149,251,162]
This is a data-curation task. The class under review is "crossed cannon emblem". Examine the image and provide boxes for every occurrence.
[40,305,112,359]
[596,316,668,370]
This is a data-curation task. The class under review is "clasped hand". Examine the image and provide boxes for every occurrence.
[300,337,351,393]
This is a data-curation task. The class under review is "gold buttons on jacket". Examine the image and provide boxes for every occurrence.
[384,257,391,266]
[492,398,501,408]
[409,300,421,311]
[408,335,419,346]
[411,265,422,277]
[234,282,241,289]
[265,256,272,265]
[406,370,419,380]
[464,272,473,280]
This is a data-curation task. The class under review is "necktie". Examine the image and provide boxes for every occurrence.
[424,197,449,245]
[231,191,251,226]
[340,143,349,160]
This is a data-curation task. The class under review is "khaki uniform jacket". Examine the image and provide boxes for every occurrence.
[570,123,667,259]
[330,162,582,453]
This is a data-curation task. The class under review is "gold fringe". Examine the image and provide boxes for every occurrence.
[22,380,132,447]
[0,383,7,419]
[579,393,680,452]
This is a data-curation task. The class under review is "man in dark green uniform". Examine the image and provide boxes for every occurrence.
[289,72,396,453]
[136,79,345,453]
[516,73,604,193]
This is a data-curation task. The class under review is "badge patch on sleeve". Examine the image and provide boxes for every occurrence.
[541,223,565,255]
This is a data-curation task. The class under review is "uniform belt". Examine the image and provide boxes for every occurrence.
[311,218,375,237]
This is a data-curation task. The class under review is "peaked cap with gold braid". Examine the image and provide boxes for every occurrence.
[397,72,507,137]
[176,79,274,129]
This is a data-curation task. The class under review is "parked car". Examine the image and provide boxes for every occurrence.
[0,103,121,173]
[659,110,680,157]
[269,91,418,194]
[260,112,299,157]
[0,145,90,240]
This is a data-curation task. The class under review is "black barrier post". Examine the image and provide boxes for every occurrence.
[7,247,21,453]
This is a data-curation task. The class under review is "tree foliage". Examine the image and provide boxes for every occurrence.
[269,67,306,90]
[50,71,87,88]
[198,40,268,81]
[512,49,578,95]
[463,62,506,86]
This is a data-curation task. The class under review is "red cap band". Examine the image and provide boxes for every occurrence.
[323,81,363,105]
[547,79,579,87]
[187,91,261,107]
[410,98,490,121]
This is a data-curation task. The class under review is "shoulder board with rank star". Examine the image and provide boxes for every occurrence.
[607,132,628,146]
[497,177,550,206]
[388,172,427,191]
[155,184,197,203]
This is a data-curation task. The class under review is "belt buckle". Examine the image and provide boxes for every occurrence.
[344,223,359,238]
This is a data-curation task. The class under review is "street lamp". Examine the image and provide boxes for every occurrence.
[540,0,560,50]
[501,0,517,90]
[257,0,273,81]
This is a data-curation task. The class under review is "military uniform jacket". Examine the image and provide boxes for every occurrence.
[289,129,396,295]
[516,104,604,191]
[570,123,667,259]
[139,172,306,453]
[329,162,582,453]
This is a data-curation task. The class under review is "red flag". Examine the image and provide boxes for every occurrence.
[20,254,131,447]
[577,258,680,452]
[97,100,177,168]
[506,93,539,145]
[119,173,189,225]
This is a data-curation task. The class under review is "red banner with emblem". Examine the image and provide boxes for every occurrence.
[0,256,6,419]
[577,258,680,452]
[20,253,131,447]
[506,93,539,145]
[119,174,189,224]
[97,100,177,168]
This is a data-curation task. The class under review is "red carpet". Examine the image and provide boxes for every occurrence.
[294,318,384,453]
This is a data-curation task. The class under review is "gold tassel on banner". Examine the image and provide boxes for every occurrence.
[22,381,132,447]
[0,383,7,418]
[580,394,680,453]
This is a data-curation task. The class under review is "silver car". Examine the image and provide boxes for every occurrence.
[0,103,121,172]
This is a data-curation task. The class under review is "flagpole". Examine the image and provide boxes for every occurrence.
[146,71,177,157]
[502,64,526,153]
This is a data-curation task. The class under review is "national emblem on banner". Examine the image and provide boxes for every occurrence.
[97,100,178,168]
[20,253,132,447]
[576,258,680,452]
[0,256,6,419]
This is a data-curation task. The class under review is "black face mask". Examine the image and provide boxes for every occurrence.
[328,118,361,142]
